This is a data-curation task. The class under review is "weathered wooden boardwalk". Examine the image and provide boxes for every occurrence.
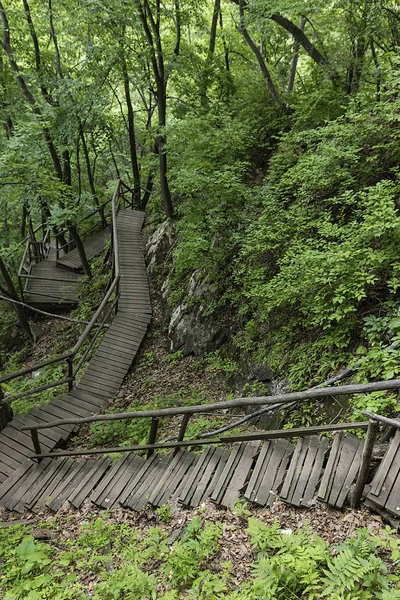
[57,227,110,272]
[0,209,151,488]
[24,244,83,306]
[3,194,400,523]
[0,433,369,514]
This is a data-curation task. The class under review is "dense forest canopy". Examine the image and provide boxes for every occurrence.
[1,0,400,412]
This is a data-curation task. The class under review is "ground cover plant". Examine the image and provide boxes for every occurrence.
[1,507,400,600]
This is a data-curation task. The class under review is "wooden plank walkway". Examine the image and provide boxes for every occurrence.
[5,210,400,521]
[0,434,374,515]
[56,227,110,272]
[24,245,82,306]
[0,429,375,515]
[0,209,151,488]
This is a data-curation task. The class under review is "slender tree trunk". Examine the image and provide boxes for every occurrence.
[0,385,13,432]
[0,255,33,340]
[200,0,220,108]
[287,18,305,93]
[68,225,92,278]
[238,1,282,105]
[140,170,154,210]
[156,85,173,218]
[121,48,141,208]
[20,203,28,239]
[219,10,230,72]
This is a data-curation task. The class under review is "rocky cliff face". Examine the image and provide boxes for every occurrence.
[146,221,226,356]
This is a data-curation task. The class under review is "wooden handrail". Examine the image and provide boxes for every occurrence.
[20,378,400,431]
[361,411,400,429]
[1,180,124,399]
[28,421,370,460]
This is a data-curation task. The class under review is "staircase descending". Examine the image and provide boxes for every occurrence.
[24,244,82,306]
[0,200,151,492]
[3,190,400,524]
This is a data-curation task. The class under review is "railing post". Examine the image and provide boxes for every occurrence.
[31,429,42,462]
[67,356,74,391]
[147,417,159,459]
[174,414,191,456]
[18,275,25,304]
[352,418,379,508]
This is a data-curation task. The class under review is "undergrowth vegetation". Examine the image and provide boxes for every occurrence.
[1,513,399,599]
[164,74,400,422]
[1,254,110,415]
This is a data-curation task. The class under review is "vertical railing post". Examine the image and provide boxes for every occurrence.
[31,429,42,462]
[67,356,74,391]
[147,417,159,458]
[174,413,191,456]
[352,419,379,508]
[18,275,25,304]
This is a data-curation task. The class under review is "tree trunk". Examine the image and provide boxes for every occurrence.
[68,225,92,278]
[238,1,282,105]
[140,170,154,210]
[121,49,141,208]
[0,255,33,340]
[287,18,305,93]
[200,0,220,108]
[157,87,173,218]
[0,385,12,432]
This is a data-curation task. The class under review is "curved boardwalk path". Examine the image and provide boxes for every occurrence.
[2,213,400,525]
[0,209,151,501]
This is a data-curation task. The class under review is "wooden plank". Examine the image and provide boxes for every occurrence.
[70,388,108,407]
[0,460,34,502]
[80,369,124,387]
[156,452,196,507]
[381,476,400,517]
[119,454,158,506]
[51,397,91,418]
[367,442,400,509]
[336,441,364,508]
[291,437,320,507]
[221,442,259,508]
[370,431,400,496]
[91,454,131,505]
[78,382,114,398]
[328,436,360,506]
[47,462,91,512]
[147,451,185,506]
[1,426,51,452]
[211,443,243,504]
[300,436,329,507]
[280,437,304,500]
[245,442,272,503]
[23,459,69,509]
[11,414,60,445]
[248,439,292,507]
[179,447,214,505]
[2,460,52,511]
[0,440,28,466]
[128,457,170,511]
[31,459,76,509]
[318,432,343,500]
[97,455,145,509]
[69,458,112,508]
[200,449,230,505]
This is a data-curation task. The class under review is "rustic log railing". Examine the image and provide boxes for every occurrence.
[0,180,126,405]
[55,182,134,261]
[17,226,51,302]
[20,379,400,508]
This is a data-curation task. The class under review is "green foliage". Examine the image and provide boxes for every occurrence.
[1,518,399,599]
[156,504,174,525]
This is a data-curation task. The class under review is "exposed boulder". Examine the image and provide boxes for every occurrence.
[168,300,226,356]
[146,220,175,284]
